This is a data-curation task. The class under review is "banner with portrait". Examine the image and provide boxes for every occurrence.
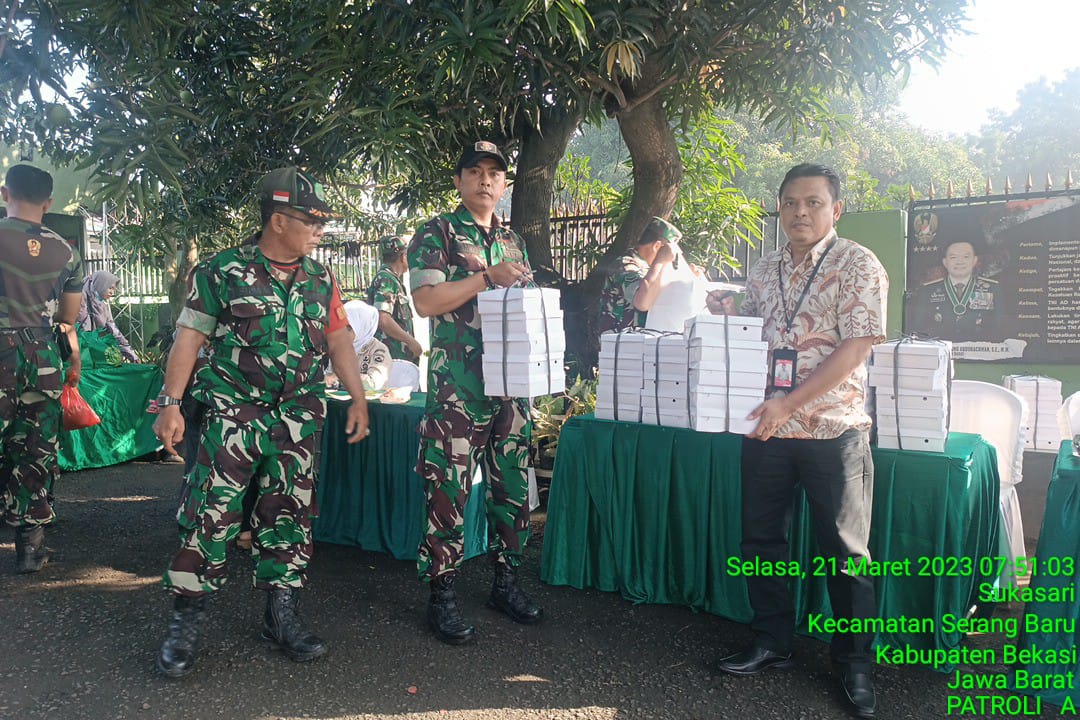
[904,194,1080,363]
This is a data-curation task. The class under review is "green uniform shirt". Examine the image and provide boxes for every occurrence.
[367,265,415,360]
[598,253,649,334]
[408,205,530,419]
[0,217,84,329]
[178,243,338,438]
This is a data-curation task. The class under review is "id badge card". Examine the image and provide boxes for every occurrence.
[771,348,798,390]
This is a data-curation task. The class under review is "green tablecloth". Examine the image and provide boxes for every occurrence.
[58,364,163,471]
[541,416,1000,659]
[1015,441,1080,706]
[314,393,487,561]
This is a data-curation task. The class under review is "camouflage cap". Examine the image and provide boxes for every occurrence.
[637,216,683,246]
[378,235,407,256]
[259,166,338,220]
[455,140,509,174]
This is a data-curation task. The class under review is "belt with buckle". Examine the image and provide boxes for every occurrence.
[0,326,53,348]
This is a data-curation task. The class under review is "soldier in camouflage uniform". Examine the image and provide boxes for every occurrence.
[408,141,543,645]
[1,165,84,574]
[597,217,682,334]
[152,167,370,677]
[366,235,422,361]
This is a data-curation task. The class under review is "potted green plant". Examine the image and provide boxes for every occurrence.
[531,375,597,481]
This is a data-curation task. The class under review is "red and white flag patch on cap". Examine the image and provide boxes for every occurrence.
[272,190,290,203]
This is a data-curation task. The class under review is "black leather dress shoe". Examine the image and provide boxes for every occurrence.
[840,670,877,718]
[717,645,793,676]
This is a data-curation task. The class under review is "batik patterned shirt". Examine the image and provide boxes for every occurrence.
[741,231,888,439]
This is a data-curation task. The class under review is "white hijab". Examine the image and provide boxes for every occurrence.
[344,300,380,354]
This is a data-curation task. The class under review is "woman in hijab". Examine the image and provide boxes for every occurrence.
[76,270,139,362]
[333,300,392,391]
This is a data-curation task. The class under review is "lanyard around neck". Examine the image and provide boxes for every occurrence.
[778,240,834,334]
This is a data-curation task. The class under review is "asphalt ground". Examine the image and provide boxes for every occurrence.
[0,459,1063,720]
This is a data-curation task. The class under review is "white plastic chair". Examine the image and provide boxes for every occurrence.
[387,359,421,392]
[948,380,1027,586]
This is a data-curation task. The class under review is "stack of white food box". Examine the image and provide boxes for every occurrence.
[596,315,769,434]
[478,288,565,397]
[641,334,692,428]
[684,315,768,434]
[1003,375,1063,452]
[868,339,952,453]
[596,331,646,422]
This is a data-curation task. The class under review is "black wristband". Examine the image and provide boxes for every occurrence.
[482,270,497,290]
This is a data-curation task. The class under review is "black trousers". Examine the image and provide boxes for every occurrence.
[740,429,876,670]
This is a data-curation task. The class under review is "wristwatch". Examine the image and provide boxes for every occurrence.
[156,393,183,407]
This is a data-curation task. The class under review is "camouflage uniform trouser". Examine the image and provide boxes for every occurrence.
[163,413,320,596]
[416,397,532,581]
[1,340,63,528]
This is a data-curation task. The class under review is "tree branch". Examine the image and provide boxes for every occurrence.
[0,0,19,60]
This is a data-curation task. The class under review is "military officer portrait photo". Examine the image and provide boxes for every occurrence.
[909,238,1007,342]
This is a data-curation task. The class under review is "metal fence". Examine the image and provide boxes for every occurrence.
[548,209,775,282]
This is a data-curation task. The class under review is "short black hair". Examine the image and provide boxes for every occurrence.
[4,164,53,203]
[778,163,841,203]
[941,237,984,258]
[259,200,277,226]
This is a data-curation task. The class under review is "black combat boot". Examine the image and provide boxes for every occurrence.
[487,565,543,624]
[262,588,328,662]
[427,573,475,645]
[156,595,207,678]
[14,525,51,574]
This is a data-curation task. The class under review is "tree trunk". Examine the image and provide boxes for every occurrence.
[567,85,684,374]
[609,90,682,263]
[510,104,581,281]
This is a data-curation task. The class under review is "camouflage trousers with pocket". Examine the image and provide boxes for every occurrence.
[1,341,63,528]
[163,411,321,596]
[416,397,532,581]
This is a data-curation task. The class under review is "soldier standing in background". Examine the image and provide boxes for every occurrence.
[597,217,681,334]
[0,164,84,574]
[408,141,542,645]
[367,235,422,361]
[152,166,370,677]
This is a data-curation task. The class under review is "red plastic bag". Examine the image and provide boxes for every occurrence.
[60,384,102,431]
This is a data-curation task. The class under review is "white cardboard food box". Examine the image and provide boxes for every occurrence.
[642,393,689,413]
[876,414,949,434]
[693,386,764,412]
[872,388,950,410]
[640,410,690,429]
[481,314,563,339]
[690,367,769,389]
[641,334,690,363]
[1023,422,1062,451]
[876,432,948,453]
[599,330,649,352]
[867,366,949,391]
[642,378,692,398]
[689,341,768,370]
[596,386,645,407]
[477,287,561,314]
[481,333,566,357]
[482,356,563,397]
[598,355,644,378]
[684,314,764,343]
[595,401,642,423]
[872,339,952,365]
[693,415,759,435]
[644,360,692,381]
